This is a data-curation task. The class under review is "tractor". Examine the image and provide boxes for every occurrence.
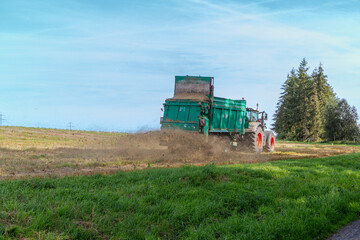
[160,76,275,153]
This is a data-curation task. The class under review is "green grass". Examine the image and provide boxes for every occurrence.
[1,154,360,239]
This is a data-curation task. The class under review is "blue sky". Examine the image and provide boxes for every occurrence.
[1,0,359,132]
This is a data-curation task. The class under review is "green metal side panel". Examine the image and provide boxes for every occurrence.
[209,97,246,134]
[161,99,208,131]
[175,76,212,83]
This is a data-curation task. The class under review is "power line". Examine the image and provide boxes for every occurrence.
[0,113,6,126]
[67,122,74,130]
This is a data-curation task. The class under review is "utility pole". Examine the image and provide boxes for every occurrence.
[67,122,73,130]
[0,113,5,126]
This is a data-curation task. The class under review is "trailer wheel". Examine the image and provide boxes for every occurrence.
[246,127,264,154]
[263,131,275,152]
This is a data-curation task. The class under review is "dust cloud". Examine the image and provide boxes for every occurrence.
[113,130,259,164]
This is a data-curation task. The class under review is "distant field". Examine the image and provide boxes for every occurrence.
[0,126,358,179]
[0,153,360,239]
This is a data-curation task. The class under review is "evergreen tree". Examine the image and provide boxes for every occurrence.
[296,58,312,140]
[273,69,298,140]
[311,64,335,139]
[273,59,336,141]
[323,96,339,141]
[273,58,313,140]
[306,81,321,141]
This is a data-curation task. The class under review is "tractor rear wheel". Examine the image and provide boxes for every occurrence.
[246,127,264,154]
[264,130,275,152]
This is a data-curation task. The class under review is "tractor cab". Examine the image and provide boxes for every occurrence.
[245,108,268,130]
[246,108,259,122]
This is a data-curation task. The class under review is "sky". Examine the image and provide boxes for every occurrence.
[1,0,359,132]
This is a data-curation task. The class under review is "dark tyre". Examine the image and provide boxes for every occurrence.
[264,130,275,152]
[246,127,264,154]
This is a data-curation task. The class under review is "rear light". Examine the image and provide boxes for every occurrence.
[199,119,206,127]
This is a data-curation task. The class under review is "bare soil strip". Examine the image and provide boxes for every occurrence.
[0,127,358,179]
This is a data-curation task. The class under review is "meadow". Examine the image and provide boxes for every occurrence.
[0,126,359,239]
[0,153,360,239]
[0,126,358,179]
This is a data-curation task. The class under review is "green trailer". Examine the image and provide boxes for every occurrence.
[160,76,275,153]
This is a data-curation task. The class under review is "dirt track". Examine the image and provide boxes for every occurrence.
[0,127,358,179]
[328,219,360,240]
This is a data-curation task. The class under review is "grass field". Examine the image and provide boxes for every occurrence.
[0,153,360,239]
[0,126,358,179]
[0,126,359,239]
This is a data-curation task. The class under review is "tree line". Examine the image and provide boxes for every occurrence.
[273,58,359,142]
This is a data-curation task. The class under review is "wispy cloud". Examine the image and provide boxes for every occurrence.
[0,0,359,130]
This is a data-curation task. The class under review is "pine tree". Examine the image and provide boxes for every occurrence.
[324,96,338,141]
[306,82,321,141]
[273,69,298,140]
[296,58,312,140]
[311,64,335,139]
[273,59,336,141]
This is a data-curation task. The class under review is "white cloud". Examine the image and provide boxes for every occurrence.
[1,0,359,130]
